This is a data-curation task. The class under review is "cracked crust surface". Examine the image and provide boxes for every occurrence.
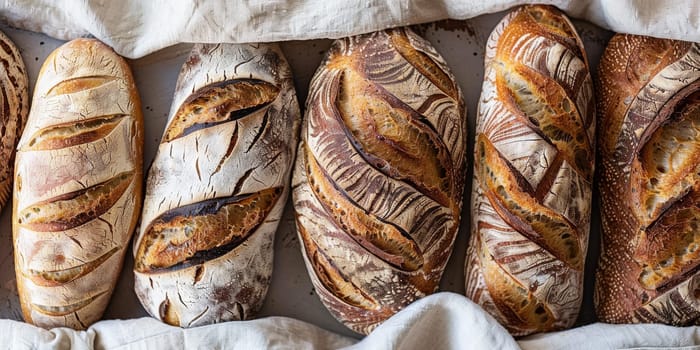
[133,43,300,328]
[13,38,143,329]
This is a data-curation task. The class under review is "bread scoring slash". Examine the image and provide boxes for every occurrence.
[464,5,595,336]
[13,38,143,329]
[133,43,300,327]
[595,34,700,324]
[293,27,467,334]
[0,30,28,211]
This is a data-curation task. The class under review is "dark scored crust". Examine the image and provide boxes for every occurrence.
[595,34,700,324]
[0,30,29,209]
[133,43,300,328]
[163,79,279,142]
[135,187,282,273]
[293,26,466,334]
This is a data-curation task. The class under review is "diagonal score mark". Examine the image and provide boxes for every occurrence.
[18,171,135,232]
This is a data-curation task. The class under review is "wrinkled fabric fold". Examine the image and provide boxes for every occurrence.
[0,0,698,58]
[3,293,700,349]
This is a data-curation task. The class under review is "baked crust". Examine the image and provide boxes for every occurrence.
[464,5,595,336]
[133,43,300,327]
[293,27,467,334]
[0,30,28,209]
[13,38,143,329]
[595,34,700,324]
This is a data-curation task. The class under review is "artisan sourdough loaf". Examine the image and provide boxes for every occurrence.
[464,5,595,336]
[13,38,143,329]
[293,27,467,334]
[133,43,300,327]
[595,34,700,324]
[0,31,28,210]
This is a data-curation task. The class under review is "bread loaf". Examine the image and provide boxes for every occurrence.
[0,31,28,210]
[133,43,300,327]
[464,5,595,336]
[13,38,143,329]
[595,34,700,324]
[292,27,466,334]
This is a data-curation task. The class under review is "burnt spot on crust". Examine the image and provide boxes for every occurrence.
[18,171,134,232]
[163,79,279,142]
[134,187,282,273]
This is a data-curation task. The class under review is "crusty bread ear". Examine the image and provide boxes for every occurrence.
[133,43,300,328]
[595,34,700,325]
[0,30,28,210]
[464,5,595,336]
[293,27,467,335]
[13,38,143,329]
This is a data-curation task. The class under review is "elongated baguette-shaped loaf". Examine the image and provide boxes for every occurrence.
[133,43,300,327]
[13,38,143,329]
[293,27,467,334]
[464,5,595,336]
[595,34,700,324]
[0,31,28,210]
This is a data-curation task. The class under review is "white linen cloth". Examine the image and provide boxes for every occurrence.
[0,0,698,58]
[3,293,700,350]
[1,1,700,349]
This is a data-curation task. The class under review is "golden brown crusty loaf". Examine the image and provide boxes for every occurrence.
[0,30,28,210]
[292,27,467,334]
[13,38,143,329]
[464,5,595,336]
[595,34,700,324]
[133,43,300,327]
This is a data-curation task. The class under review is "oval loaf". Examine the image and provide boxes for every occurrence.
[0,30,28,210]
[293,27,467,334]
[464,5,595,336]
[133,43,300,327]
[13,38,143,329]
[595,34,700,324]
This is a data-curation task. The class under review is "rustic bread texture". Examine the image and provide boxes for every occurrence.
[0,30,28,210]
[595,34,700,324]
[13,38,143,329]
[292,27,467,335]
[133,43,300,327]
[464,5,595,336]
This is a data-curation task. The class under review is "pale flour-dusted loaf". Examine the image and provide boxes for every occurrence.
[293,27,467,334]
[464,5,595,336]
[0,30,28,210]
[595,34,700,324]
[13,38,143,329]
[133,43,300,327]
